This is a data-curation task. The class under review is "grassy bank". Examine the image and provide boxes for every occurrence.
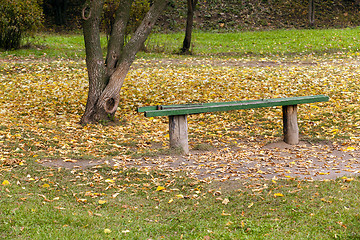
[1,27,360,59]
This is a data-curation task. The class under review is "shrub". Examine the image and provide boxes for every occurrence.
[0,0,43,50]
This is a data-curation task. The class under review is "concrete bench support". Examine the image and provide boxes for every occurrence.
[282,105,299,144]
[169,115,189,154]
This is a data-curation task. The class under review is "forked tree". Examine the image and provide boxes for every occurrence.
[80,0,168,124]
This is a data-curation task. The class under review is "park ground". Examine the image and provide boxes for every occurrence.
[1,29,360,239]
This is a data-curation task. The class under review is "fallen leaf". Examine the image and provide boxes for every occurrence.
[226,220,233,226]
[156,186,165,191]
[63,159,78,163]
[222,198,230,205]
[221,210,231,216]
[104,229,111,234]
[2,180,10,186]
[77,198,87,203]
[274,193,284,197]
[175,194,184,199]
[112,193,120,198]
[345,147,355,151]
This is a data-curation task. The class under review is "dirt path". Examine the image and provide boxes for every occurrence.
[40,140,360,181]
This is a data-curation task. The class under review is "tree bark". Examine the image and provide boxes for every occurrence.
[80,0,168,125]
[180,0,198,54]
[309,0,315,28]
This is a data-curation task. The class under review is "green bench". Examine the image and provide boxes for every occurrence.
[137,95,329,154]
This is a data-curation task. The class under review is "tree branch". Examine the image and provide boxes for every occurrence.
[105,0,134,77]
[121,0,168,64]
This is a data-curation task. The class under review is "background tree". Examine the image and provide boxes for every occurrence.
[0,0,43,50]
[80,0,168,124]
[42,0,84,29]
[180,0,198,54]
[309,0,315,28]
[53,0,69,25]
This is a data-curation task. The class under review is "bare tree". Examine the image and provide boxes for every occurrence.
[180,0,198,54]
[80,0,168,124]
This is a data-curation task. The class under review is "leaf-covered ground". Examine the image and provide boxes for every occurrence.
[1,55,360,239]
[0,56,359,180]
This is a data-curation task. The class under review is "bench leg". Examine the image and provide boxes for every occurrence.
[169,115,189,154]
[282,105,299,144]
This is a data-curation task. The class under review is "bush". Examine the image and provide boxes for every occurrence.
[0,0,43,50]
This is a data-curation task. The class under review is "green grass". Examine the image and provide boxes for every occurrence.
[142,27,360,57]
[1,27,360,59]
[1,163,360,239]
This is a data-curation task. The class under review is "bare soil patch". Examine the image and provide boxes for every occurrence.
[39,139,360,181]
[132,58,319,68]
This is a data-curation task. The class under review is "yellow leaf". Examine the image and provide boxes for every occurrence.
[330,129,339,134]
[156,186,165,191]
[2,180,10,186]
[168,198,174,203]
[77,198,87,203]
[221,210,231,216]
[274,193,284,197]
[98,200,107,205]
[343,177,354,182]
[63,159,77,163]
[175,194,184,199]
[345,147,355,151]
[318,172,329,175]
[226,220,233,226]
[241,220,245,227]
[42,183,50,188]
[247,202,254,208]
[105,179,115,183]
[104,229,111,234]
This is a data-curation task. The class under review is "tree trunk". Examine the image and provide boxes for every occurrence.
[54,0,68,25]
[309,0,315,28]
[180,0,198,54]
[80,0,168,125]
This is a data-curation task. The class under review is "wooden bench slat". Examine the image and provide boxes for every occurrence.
[138,99,273,112]
[143,95,329,117]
